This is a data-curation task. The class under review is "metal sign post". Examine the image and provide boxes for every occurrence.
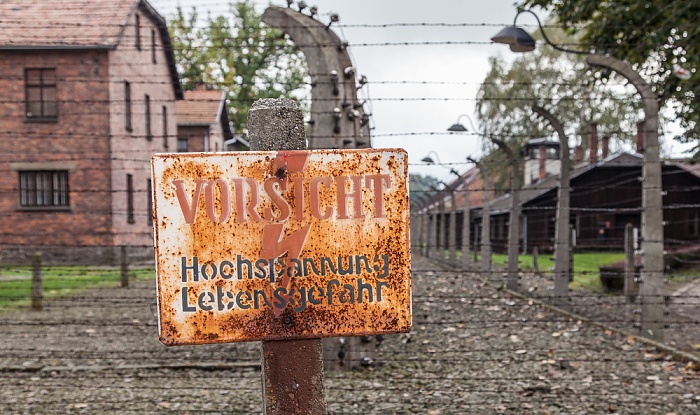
[250,99,326,415]
[151,99,411,414]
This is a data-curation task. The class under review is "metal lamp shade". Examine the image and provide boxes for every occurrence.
[491,26,536,52]
[447,123,468,132]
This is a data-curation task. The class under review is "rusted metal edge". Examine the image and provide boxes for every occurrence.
[421,255,700,365]
[160,328,409,347]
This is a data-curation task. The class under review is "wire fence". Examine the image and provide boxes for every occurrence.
[0,248,698,414]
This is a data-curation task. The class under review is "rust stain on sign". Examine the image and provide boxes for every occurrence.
[151,148,412,346]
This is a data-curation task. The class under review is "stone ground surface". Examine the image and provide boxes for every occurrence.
[509,262,700,359]
[0,254,698,414]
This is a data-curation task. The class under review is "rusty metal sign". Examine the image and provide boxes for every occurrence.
[151,148,411,346]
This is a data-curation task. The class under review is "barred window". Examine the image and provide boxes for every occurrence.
[691,212,699,237]
[147,179,153,226]
[125,81,132,132]
[151,29,157,63]
[145,94,152,140]
[177,138,188,153]
[19,170,69,208]
[25,68,57,120]
[135,14,141,51]
[127,174,135,224]
[162,105,168,149]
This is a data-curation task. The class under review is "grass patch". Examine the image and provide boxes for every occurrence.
[667,268,700,285]
[0,265,154,311]
[491,251,625,292]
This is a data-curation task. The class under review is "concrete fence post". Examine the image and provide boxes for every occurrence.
[448,190,457,265]
[461,187,470,271]
[120,246,129,288]
[624,223,638,303]
[532,246,539,276]
[31,253,42,311]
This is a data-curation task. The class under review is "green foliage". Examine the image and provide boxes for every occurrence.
[409,174,441,209]
[477,27,644,192]
[520,0,700,157]
[168,7,208,88]
[478,26,643,153]
[168,1,309,136]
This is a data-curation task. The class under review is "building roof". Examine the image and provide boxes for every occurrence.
[176,90,226,125]
[488,152,644,214]
[176,89,234,142]
[0,0,183,98]
[0,0,138,49]
[524,137,560,147]
[676,162,700,179]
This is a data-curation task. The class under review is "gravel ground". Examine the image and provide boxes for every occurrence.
[511,266,700,359]
[0,254,698,414]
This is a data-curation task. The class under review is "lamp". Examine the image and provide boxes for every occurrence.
[422,151,460,177]
[491,26,536,52]
[447,114,480,133]
[490,9,588,55]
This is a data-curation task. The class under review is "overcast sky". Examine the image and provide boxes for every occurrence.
[150,0,547,182]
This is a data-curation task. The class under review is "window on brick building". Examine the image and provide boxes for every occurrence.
[151,29,157,63]
[145,94,152,140]
[127,174,135,224]
[146,179,153,226]
[124,81,132,132]
[690,212,699,237]
[135,14,141,51]
[162,105,168,149]
[19,170,69,208]
[25,68,57,120]
[177,138,188,153]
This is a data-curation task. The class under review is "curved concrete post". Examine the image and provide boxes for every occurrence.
[586,54,664,342]
[532,105,571,308]
[468,157,492,277]
[490,137,520,291]
[262,7,371,149]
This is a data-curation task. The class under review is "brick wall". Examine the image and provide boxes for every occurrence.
[0,49,113,248]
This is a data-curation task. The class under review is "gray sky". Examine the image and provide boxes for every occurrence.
[150,0,545,182]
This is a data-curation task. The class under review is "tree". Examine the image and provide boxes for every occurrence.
[476,27,646,192]
[168,1,308,136]
[409,174,441,208]
[520,0,699,156]
[168,7,208,88]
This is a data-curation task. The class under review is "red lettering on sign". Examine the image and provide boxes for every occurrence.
[232,178,262,223]
[263,178,290,221]
[204,179,231,223]
[365,174,391,218]
[336,175,363,219]
[173,179,206,224]
[310,177,333,219]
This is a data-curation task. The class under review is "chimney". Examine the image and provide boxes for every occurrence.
[636,120,645,153]
[574,145,584,165]
[601,135,610,159]
[588,122,598,163]
[538,145,546,181]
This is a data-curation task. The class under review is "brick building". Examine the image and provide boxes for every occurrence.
[175,87,248,153]
[0,0,182,264]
